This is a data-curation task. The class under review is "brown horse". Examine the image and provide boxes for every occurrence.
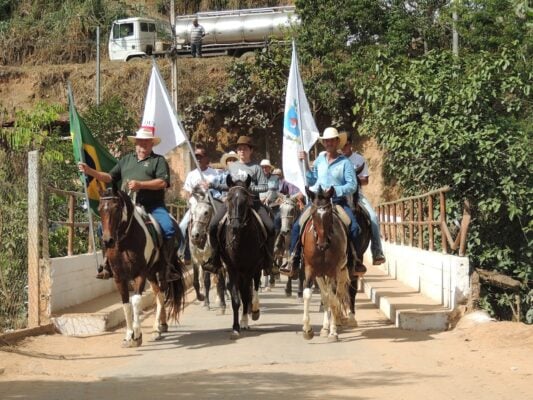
[99,186,186,347]
[301,186,350,342]
[219,175,263,339]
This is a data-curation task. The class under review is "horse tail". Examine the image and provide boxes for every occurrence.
[165,259,187,322]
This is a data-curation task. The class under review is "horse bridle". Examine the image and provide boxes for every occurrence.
[100,194,136,244]
[190,199,213,228]
[310,202,334,250]
[227,185,253,228]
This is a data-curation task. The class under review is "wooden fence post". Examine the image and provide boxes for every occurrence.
[27,151,40,328]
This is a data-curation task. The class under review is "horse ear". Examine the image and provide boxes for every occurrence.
[317,186,324,197]
[226,173,234,187]
[305,186,315,201]
[326,186,335,199]
[245,174,252,188]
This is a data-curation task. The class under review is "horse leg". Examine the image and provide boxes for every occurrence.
[285,277,292,297]
[316,277,331,338]
[149,281,167,340]
[203,271,211,309]
[297,267,305,301]
[239,280,251,330]
[193,263,205,302]
[348,276,358,327]
[302,275,314,340]
[251,272,261,321]
[116,279,135,347]
[228,275,241,340]
[216,270,226,315]
[129,276,145,347]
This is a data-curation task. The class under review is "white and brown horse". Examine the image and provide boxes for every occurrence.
[99,186,186,347]
[301,186,350,342]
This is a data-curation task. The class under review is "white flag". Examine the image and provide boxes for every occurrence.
[282,41,319,196]
[141,64,187,156]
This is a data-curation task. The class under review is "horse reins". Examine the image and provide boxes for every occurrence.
[101,194,136,244]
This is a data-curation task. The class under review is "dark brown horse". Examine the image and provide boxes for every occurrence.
[99,186,186,347]
[219,175,263,339]
[301,186,350,342]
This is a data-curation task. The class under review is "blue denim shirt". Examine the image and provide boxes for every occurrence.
[306,151,357,200]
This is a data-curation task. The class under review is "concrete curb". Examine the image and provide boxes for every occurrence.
[361,264,450,331]
[51,267,195,336]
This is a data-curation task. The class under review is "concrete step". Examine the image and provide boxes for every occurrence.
[361,263,450,331]
[51,268,195,336]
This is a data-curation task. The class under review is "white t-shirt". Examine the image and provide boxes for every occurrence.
[183,167,219,193]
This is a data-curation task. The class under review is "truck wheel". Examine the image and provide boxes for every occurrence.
[146,45,153,56]
[126,56,144,62]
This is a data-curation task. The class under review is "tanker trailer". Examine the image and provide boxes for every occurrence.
[174,6,298,57]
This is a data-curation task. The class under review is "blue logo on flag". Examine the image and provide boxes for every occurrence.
[284,100,300,139]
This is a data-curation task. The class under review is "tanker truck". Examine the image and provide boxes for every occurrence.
[108,6,297,61]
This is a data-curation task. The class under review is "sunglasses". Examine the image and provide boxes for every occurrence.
[195,154,206,159]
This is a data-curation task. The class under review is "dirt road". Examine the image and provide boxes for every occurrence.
[1,278,531,400]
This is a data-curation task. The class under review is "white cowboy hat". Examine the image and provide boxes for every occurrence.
[127,126,161,145]
[319,127,347,150]
[260,159,273,168]
[220,151,238,165]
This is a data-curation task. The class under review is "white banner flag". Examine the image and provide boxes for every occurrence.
[282,41,320,196]
[141,64,187,156]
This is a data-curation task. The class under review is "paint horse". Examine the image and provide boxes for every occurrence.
[219,175,263,339]
[99,186,186,347]
[189,185,227,313]
[301,186,350,342]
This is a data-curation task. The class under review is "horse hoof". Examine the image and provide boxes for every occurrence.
[217,307,226,316]
[252,310,260,321]
[230,331,240,340]
[320,328,329,337]
[303,329,314,340]
[197,293,205,302]
[152,331,163,341]
[347,313,358,327]
[159,323,168,333]
[285,290,292,297]
[328,334,339,343]
[202,303,210,310]
[133,333,143,347]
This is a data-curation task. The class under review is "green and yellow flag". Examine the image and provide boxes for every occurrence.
[69,89,117,215]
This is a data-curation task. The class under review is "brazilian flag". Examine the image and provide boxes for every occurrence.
[69,89,117,215]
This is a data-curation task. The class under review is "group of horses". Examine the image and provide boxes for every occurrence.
[98,176,371,347]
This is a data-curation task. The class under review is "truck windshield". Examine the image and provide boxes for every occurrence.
[113,23,134,39]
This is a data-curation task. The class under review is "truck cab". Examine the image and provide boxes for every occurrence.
[108,18,159,61]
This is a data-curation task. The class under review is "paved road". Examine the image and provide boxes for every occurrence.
[1,276,531,400]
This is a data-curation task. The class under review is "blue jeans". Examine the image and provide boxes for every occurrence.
[191,43,202,57]
[289,201,359,254]
[149,206,175,240]
[178,209,191,260]
[359,195,384,259]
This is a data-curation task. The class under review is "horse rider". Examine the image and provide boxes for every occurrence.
[259,159,280,207]
[78,126,181,289]
[271,168,303,234]
[342,136,386,266]
[279,127,362,278]
[203,135,275,275]
[178,145,222,264]
[216,150,239,200]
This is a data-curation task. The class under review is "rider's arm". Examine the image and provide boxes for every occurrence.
[333,160,357,198]
[78,162,112,183]
[249,165,268,195]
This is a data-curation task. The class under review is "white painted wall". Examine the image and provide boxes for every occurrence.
[366,242,470,309]
[49,252,116,313]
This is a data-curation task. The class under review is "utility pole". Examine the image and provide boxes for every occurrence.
[452,0,459,56]
[96,26,101,105]
[170,0,178,107]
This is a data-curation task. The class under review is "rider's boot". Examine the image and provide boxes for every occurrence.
[96,255,113,279]
[157,237,181,292]
[280,241,301,279]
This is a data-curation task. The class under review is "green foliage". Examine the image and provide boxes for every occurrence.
[358,46,532,320]
[83,96,136,158]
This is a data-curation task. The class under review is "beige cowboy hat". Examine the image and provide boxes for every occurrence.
[272,168,282,176]
[319,127,346,150]
[260,159,273,168]
[127,126,161,145]
[220,150,238,165]
[234,135,255,148]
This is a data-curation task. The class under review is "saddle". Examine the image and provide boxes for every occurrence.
[135,205,164,249]
[298,204,351,237]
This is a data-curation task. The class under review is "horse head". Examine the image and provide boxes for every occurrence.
[226,173,253,232]
[279,195,298,235]
[189,185,213,248]
[98,184,129,249]
[306,186,335,252]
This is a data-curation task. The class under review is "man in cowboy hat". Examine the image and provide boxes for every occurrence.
[205,135,276,275]
[78,125,181,288]
[259,159,280,207]
[279,127,361,278]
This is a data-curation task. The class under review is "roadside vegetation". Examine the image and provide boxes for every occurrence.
[0,0,531,323]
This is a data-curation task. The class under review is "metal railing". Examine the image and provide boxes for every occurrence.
[377,186,471,256]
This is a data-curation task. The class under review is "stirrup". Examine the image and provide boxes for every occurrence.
[96,265,112,280]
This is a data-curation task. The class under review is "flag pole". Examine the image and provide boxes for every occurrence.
[68,82,100,271]
[151,58,216,207]
[292,40,308,188]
